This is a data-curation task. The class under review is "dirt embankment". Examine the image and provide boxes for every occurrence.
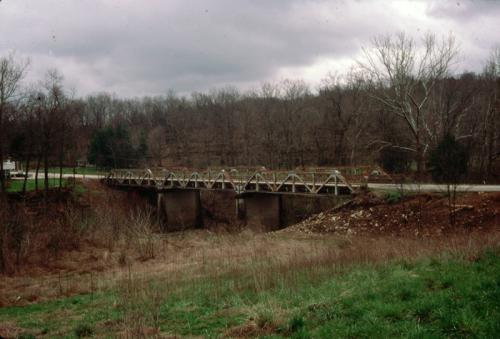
[282,191,500,237]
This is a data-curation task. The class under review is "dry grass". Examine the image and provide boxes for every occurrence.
[2,225,499,308]
[109,229,500,337]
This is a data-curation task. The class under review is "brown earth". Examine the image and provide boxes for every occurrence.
[282,191,500,237]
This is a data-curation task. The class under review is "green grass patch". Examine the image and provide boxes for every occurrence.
[1,251,499,337]
[384,190,403,203]
[6,178,85,194]
[7,178,67,192]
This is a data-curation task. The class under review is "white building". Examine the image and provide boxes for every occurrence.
[3,159,16,171]
[1,159,16,178]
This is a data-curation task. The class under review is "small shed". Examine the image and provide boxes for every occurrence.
[1,159,16,179]
[3,159,16,171]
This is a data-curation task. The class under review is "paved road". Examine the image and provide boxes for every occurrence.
[17,172,104,180]
[16,172,500,192]
[365,183,500,192]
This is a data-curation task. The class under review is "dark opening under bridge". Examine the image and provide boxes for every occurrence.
[104,168,354,230]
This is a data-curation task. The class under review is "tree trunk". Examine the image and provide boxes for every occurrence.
[43,144,49,205]
[22,154,31,195]
[59,141,64,189]
[0,104,5,194]
[59,160,63,189]
[34,151,41,192]
[415,135,424,181]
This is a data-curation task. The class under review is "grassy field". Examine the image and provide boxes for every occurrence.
[1,247,498,338]
[6,179,85,194]
[6,178,68,192]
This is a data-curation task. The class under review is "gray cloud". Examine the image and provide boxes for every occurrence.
[426,0,500,21]
[0,0,498,97]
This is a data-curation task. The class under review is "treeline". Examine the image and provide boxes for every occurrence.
[0,33,499,195]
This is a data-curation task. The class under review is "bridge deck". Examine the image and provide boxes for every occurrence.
[105,169,353,195]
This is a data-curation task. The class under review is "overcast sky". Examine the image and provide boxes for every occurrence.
[0,0,499,97]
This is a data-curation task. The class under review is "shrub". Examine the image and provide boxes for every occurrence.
[379,147,412,173]
[428,134,468,184]
[256,308,275,328]
[428,134,469,225]
[74,323,94,338]
[16,334,36,339]
[384,191,402,204]
[288,314,305,333]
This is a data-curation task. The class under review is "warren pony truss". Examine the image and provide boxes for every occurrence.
[105,168,354,196]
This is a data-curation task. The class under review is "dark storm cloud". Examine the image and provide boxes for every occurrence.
[0,0,498,97]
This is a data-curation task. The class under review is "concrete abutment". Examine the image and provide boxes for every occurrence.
[157,189,202,231]
[240,194,282,231]
[156,189,350,232]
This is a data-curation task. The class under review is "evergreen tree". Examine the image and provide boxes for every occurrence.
[87,125,136,169]
[87,127,113,169]
[428,134,468,184]
[379,147,412,173]
[428,134,469,226]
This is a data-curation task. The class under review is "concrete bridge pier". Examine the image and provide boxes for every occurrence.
[240,193,282,231]
[157,192,167,230]
[157,189,202,231]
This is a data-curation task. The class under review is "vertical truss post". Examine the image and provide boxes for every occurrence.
[239,170,243,194]
[235,170,240,194]
[222,170,226,190]
[334,173,338,196]
[292,172,296,193]
[312,172,316,193]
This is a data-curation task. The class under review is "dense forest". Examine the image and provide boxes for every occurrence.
[0,33,499,194]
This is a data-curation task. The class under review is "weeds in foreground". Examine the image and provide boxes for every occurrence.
[73,323,94,338]
[2,245,498,338]
[1,186,499,337]
[0,189,161,274]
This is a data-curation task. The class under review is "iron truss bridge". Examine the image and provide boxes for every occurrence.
[104,168,354,195]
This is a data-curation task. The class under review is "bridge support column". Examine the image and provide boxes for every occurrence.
[158,189,201,231]
[157,192,167,230]
[236,198,246,219]
[242,194,281,231]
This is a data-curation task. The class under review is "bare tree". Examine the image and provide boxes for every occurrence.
[0,53,28,193]
[16,90,40,194]
[278,79,311,168]
[39,69,65,199]
[478,47,500,180]
[255,82,281,168]
[358,32,459,177]
[148,126,166,166]
[318,72,369,166]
